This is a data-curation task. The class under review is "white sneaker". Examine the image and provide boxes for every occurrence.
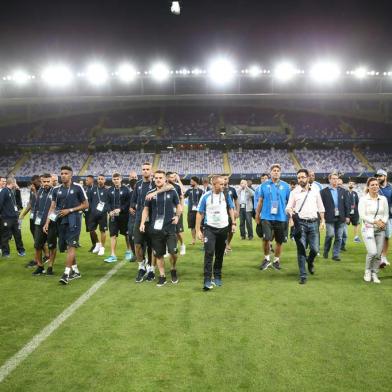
[92,243,101,254]
[180,244,186,256]
[363,270,371,282]
[98,247,105,256]
[371,273,381,284]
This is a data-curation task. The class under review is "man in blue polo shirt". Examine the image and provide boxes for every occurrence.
[44,166,88,285]
[255,164,290,271]
[196,175,236,290]
[0,177,25,257]
[376,169,392,267]
[140,170,181,287]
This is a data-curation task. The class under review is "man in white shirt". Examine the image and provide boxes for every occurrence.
[286,169,325,284]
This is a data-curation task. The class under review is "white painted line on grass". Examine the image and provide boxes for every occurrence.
[0,261,125,383]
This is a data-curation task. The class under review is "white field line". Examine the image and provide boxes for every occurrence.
[0,261,125,383]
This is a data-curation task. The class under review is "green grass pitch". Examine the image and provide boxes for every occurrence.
[0,217,392,391]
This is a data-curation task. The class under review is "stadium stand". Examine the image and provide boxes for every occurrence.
[362,148,392,172]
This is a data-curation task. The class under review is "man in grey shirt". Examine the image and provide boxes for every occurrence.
[238,180,255,240]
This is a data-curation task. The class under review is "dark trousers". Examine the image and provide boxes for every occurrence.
[239,208,253,238]
[294,221,319,279]
[203,225,229,280]
[1,218,25,255]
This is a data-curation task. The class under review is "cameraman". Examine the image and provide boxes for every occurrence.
[286,169,325,284]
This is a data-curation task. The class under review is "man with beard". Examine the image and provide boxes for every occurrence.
[286,169,325,284]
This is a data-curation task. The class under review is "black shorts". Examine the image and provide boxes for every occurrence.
[57,222,81,253]
[34,222,57,250]
[88,213,108,232]
[29,218,35,237]
[349,215,359,226]
[176,215,184,234]
[187,211,197,229]
[256,222,263,238]
[133,221,150,245]
[128,214,136,239]
[261,220,287,244]
[109,214,128,237]
[149,227,178,258]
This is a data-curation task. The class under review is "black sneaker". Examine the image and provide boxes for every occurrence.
[332,256,341,262]
[25,260,37,268]
[32,266,45,276]
[260,259,271,270]
[59,273,69,285]
[145,270,155,282]
[69,270,81,280]
[135,269,146,283]
[171,269,179,284]
[157,276,167,287]
[46,266,54,276]
[272,261,282,270]
[299,277,307,284]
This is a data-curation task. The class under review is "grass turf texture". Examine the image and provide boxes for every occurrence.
[1,217,392,391]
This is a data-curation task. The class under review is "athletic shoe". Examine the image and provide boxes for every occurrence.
[212,278,222,287]
[25,260,37,268]
[157,276,167,287]
[171,269,179,284]
[69,270,81,280]
[371,273,381,284]
[32,266,45,276]
[46,267,54,276]
[59,273,69,285]
[363,270,371,282]
[98,247,105,256]
[145,270,155,282]
[380,256,390,269]
[354,236,361,243]
[260,259,271,270]
[272,261,282,270]
[104,255,117,263]
[180,244,186,256]
[18,251,26,257]
[332,256,341,262]
[299,277,307,285]
[203,280,213,291]
[135,269,146,283]
[124,251,133,261]
[92,243,101,254]
[2,253,10,258]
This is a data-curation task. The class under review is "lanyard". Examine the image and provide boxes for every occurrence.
[211,192,222,205]
[138,181,153,207]
[7,188,17,209]
[96,186,104,203]
[268,181,280,202]
[39,188,53,214]
[157,192,167,216]
[56,185,71,209]
[114,187,121,209]
[192,188,200,205]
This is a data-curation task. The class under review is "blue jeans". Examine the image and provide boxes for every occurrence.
[324,220,345,258]
[295,221,319,279]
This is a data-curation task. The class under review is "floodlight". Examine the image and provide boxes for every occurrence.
[150,63,170,82]
[42,65,73,87]
[11,70,30,85]
[248,65,262,77]
[85,63,108,86]
[353,67,367,79]
[310,61,340,83]
[274,62,298,81]
[171,1,180,15]
[116,63,137,83]
[208,58,235,85]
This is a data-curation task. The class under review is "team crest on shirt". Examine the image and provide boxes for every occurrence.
[70,190,74,194]
[120,191,123,195]
[94,191,96,195]
[167,194,171,199]
[58,191,62,195]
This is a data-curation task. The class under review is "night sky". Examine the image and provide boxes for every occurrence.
[0,0,391,70]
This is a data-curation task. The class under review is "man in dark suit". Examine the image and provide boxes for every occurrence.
[320,172,350,261]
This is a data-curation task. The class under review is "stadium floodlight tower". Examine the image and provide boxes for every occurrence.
[274,62,298,82]
[42,65,73,87]
[150,62,171,82]
[248,65,262,77]
[116,63,138,83]
[208,57,236,86]
[353,67,367,79]
[85,63,109,86]
[310,61,341,83]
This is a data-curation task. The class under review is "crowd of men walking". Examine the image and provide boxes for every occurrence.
[0,163,391,289]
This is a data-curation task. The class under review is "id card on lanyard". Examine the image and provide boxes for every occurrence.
[96,187,105,212]
[269,184,279,215]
